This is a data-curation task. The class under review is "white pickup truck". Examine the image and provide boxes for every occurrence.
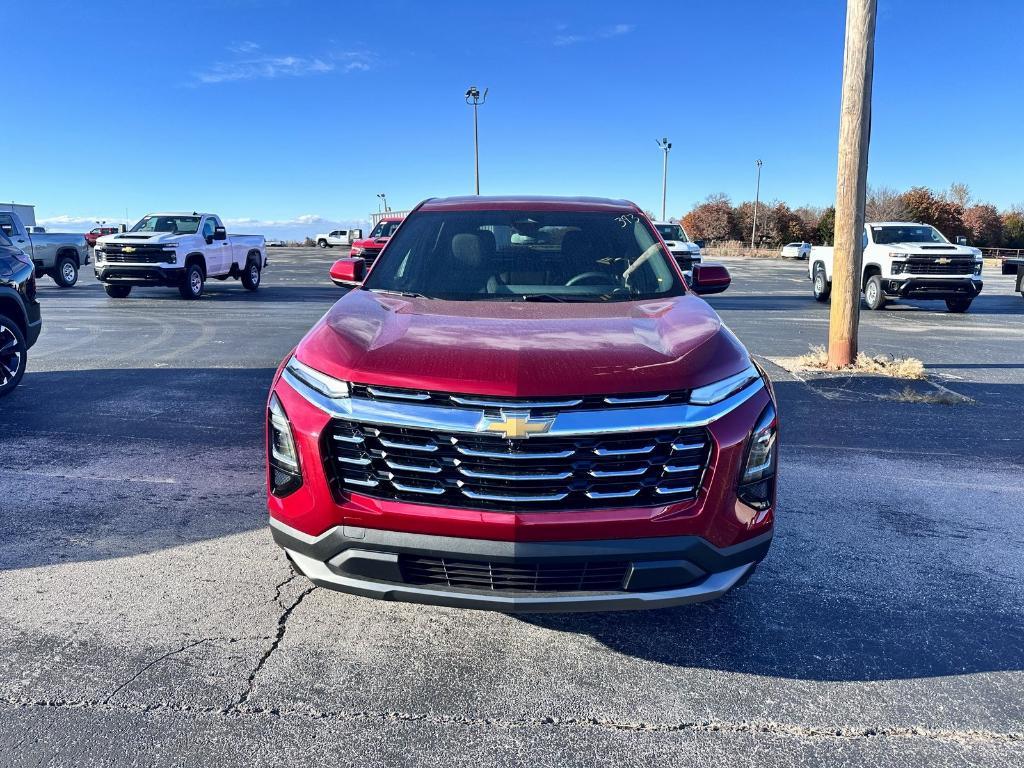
[95,213,266,299]
[809,221,984,313]
[0,210,90,287]
[653,221,702,271]
[315,228,362,248]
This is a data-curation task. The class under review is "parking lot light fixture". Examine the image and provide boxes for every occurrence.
[751,159,763,249]
[465,86,488,195]
[657,138,672,221]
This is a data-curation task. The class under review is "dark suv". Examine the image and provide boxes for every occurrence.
[0,231,42,397]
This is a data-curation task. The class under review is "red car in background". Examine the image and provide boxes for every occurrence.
[349,215,403,269]
[84,226,118,247]
[266,195,775,612]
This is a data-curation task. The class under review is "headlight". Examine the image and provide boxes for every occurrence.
[351,246,364,256]
[737,401,778,513]
[888,251,905,259]
[268,393,302,497]
[891,261,905,275]
[162,244,179,250]
[689,363,760,405]
[285,356,350,399]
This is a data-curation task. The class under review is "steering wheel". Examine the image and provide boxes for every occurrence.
[565,271,614,287]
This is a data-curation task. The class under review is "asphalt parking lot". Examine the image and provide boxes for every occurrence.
[1,250,1021,766]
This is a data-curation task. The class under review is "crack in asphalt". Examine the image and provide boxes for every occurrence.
[0,696,1020,744]
[229,584,316,711]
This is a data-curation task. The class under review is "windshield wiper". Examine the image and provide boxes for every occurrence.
[367,288,430,299]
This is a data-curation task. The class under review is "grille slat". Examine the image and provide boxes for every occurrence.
[401,555,629,592]
[326,421,710,511]
[349,385,691,412]
[901,259,976,276]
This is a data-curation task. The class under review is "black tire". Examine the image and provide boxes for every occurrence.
[864,274,887,310]
[53,256,79,288]
[241,259,261,291]
[945,297,972,313]
[317,239,328,249]
[0,314,28,398]
[179,263,205,300]
[104,284,131,298]
[812,264,831,302]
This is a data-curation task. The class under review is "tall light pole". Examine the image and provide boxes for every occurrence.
[465,86,488,195]
[656,138,672,221]
[376,193,388,213]
[750,159,764,249]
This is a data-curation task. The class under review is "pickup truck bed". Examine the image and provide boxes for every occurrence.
[0,210,89,288]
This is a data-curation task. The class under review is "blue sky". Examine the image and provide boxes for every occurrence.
[6,0,1023,238]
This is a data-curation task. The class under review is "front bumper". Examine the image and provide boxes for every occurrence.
[271,517,771,612]
[95,264,185,286]
[884,277,982,299]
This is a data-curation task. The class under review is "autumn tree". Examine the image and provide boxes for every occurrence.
[899,186,966,238]
[681,194,737,243]
[1002,208,1024,248]
[962,204,1003,247]
[864,185,908,221]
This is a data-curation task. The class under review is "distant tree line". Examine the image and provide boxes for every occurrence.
[681,184,1024,249]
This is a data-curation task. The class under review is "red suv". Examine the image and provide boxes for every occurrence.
[266,196,776,612]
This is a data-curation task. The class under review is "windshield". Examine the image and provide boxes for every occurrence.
[362,210,683,302]
[130,215,201,235]
[871,225,948,245]
[369,220,402,239]
[656,224,688,242]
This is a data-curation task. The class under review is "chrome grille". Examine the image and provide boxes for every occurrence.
[325,421,710,511]
[400,556,629,592]
[347,385,690,413]
[903,259,975,275]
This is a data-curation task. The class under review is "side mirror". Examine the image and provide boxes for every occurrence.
[956,236,968,245]
[687,262,731,295]
[330,257,365,287]
[214,226,227,241]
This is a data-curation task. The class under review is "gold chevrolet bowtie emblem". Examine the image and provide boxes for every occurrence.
[480,411,554,439]
[122,246,136,253]
[935,257,950,264]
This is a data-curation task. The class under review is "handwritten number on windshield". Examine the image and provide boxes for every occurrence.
[615,214,639,228]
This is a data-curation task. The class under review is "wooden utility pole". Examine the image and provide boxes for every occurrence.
[828,0,877,368]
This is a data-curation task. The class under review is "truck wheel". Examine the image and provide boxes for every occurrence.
[0,314,28,398]
[945,298,972,313]
[53,256,79,288]
[317,239,328,249]
[179,264,204,300]
[104,284,131,298]
[864,275,887,310]
[242,260,261,291]
[812,264,831,302]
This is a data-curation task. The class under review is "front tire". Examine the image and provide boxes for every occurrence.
[812,264,831,302]
[179,264,205,300]
[864,275,887,310]
[317,239,328,249]
[242,260,261,291]
[104,284,131,298]
[0,314,28,398]
[945,297,973,313]
[53,256,79,288]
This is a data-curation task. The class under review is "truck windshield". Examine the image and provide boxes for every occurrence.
[130,216,201,235]
[363,210,684,302]
[656,224,688,242]
[871,225,947,245]
[369,220,402,238]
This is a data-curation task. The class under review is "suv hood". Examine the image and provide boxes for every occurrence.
[98,232,189,245]
[663,240,700,254]
[294,290,750,397]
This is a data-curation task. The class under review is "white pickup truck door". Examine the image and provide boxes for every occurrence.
[201,217,229,275]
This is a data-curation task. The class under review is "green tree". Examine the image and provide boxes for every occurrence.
[816,207,836,245]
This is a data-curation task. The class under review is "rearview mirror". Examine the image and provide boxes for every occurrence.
[214,226,227,241]
[330,257,365,287]
[687,262,731,295]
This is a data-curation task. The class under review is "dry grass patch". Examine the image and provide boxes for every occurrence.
[772,345,926,379]
[883,386,973,405]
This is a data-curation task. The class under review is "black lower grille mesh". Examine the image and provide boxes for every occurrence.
[401,555,629,592]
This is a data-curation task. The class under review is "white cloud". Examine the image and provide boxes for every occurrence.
[554,23,635,47]
[193,46,373,85]
[37,213,371,240]
[37,214,126,231]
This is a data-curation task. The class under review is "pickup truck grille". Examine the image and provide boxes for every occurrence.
[400,555,629,592]
[325,421,710,511]
[101,245,169,263]
[902,259,976,275]
[347,385,690,413]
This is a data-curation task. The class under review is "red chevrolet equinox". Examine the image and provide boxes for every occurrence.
[266,196,776,612]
